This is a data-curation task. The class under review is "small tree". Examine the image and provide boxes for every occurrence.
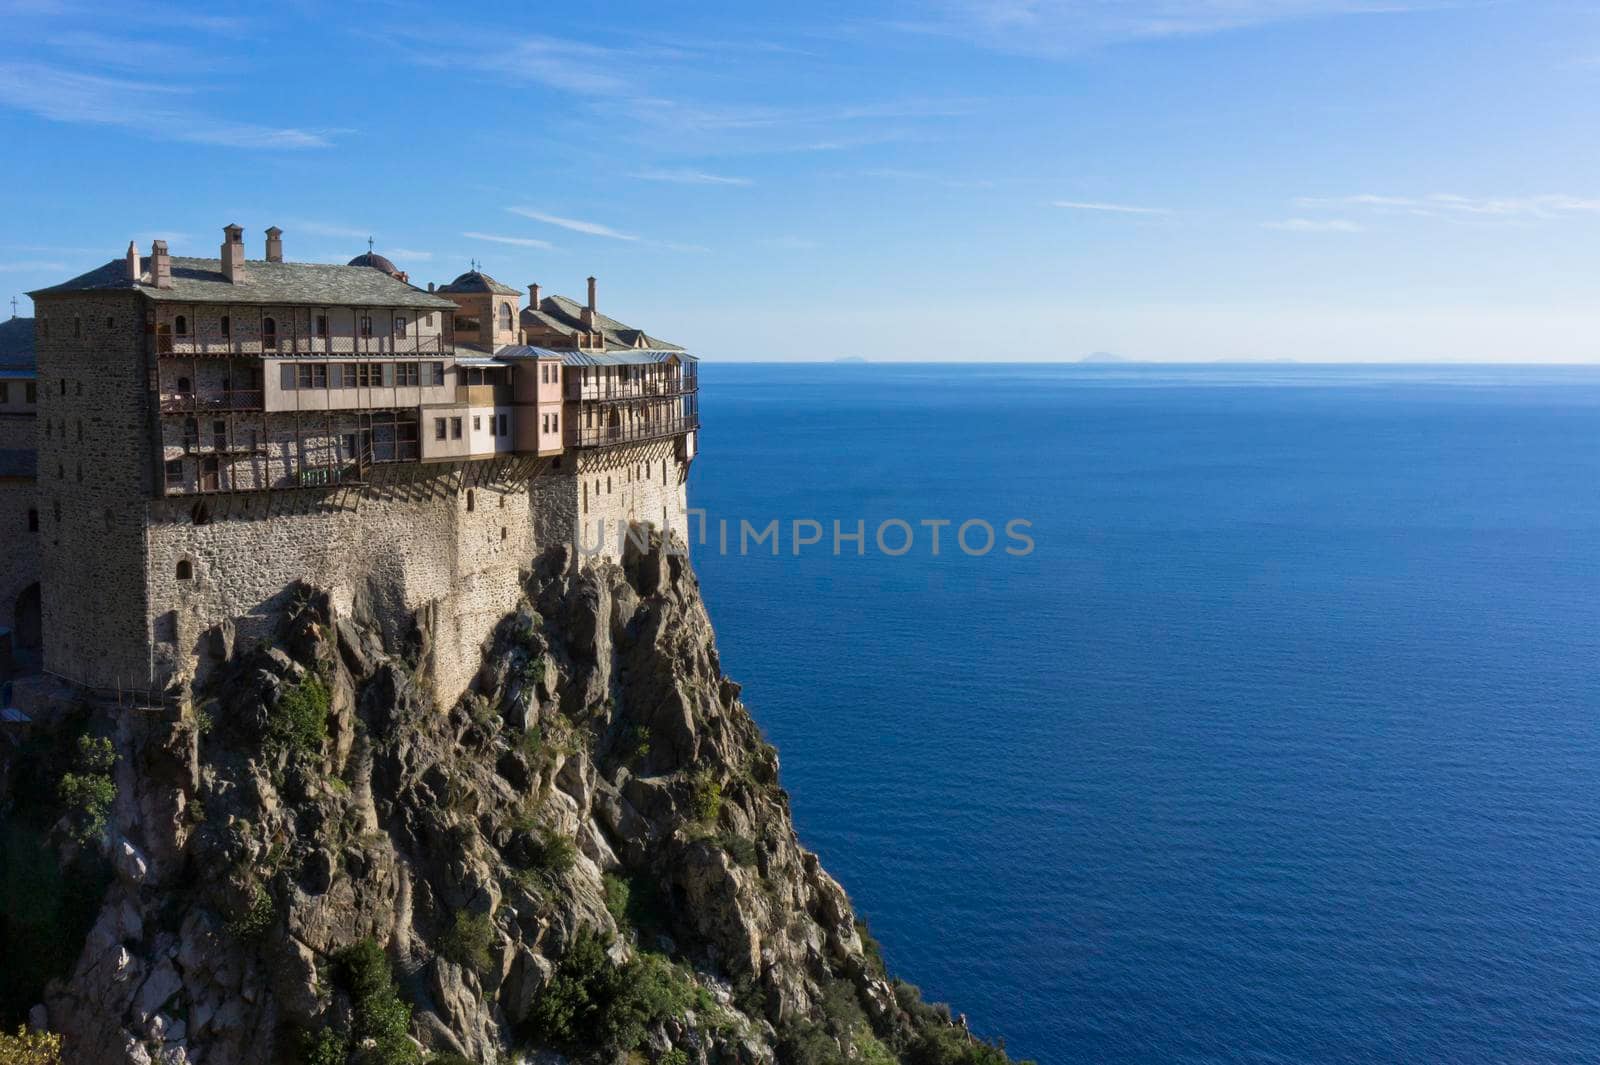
[58,736,117,844]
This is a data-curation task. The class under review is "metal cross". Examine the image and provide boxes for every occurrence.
[368,236,375,253]
[8,297,16,318]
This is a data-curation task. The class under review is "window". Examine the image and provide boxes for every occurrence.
[457,316,481,333]
[212,420,227,450]
[72,317,81,338]
[360,315,373,337]
[25,382,35,404]
[466,489,475,512]
[434,418,447,441]
[27,508,38,532]
[0,383,7,403]
[175,315,188,336]
[488,415,497,437]
[183,418,199,450]
[451,417,462,439]
[262,317,277,346]
[176,559,193,580]
[315,314,329,337]
[473,416,481,431]
[542,414,549,433]
[220,315,230,338]
[551,413,558,432]
[395,316,407,335]
[176,375,192,395]
[165,459,184,487]
[59,378,66,395]
[336,364,356,388]
[498,413,508,436]
[296,363,327,389]
[343,433,357,460]
[380,362,395,388]
[396,363,419,387]
[501,527,507,541]
[105,316,114,329]
[356,362,378,388]
[499,303,512,331]
[426,362,444,386]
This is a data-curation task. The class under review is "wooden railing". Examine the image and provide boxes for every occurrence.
[571,414,699,449]
[160,389,264,413]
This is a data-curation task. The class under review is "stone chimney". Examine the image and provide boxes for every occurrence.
[126,241,140,282]
[221,224,245,283]
[427,282,436,293]
[151,240,173,289]
[528,282,541,306]
[582,276,596,326]
[264,226,283,263]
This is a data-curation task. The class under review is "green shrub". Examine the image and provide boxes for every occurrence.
[438,911,496,976]
[601,872,667,943]
[524,930,696,1055]
[337,938,420,1065]
[689,770,722,824]
[58,736,117,844]
[531,830,576,877]
[855,920,887,978]
[717,832,759,868]
[621,725,651,765]
[603,872,631,929]
[267,675,330,762]
[226,882,274,941]
[0,1026,61,1064]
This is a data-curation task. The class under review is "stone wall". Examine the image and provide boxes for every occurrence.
[535,441,690,564]
[31,292,155,692]
[0,479,39,643]
[145,467,539,708]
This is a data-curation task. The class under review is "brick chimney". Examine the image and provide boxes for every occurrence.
[264,226,283,263]
[221,223,245,283]
[582,275,596,326]
[528,282,541,306]
[126,241,139,282]
[150,240,173,289]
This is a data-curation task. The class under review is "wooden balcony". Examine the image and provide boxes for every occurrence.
[571,414,699,449]
[160,389,264,413]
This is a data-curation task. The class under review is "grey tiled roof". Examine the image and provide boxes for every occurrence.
[0,449,36,479]
[523,294,685,352]
[559,349,697,366]
[437,270,520,296]
[0,317,34,370]
[30,258,457,310]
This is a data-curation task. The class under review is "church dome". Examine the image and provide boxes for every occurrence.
[348,251,401,276]
[438,269,519,296]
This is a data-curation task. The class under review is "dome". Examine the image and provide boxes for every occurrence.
[348,251,401,276]
[438,268,519,296]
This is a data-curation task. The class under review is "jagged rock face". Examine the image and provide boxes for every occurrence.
[25,536,922,1064]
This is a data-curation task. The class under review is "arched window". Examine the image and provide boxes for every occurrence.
[176,559,193,580]
[183,418,199,451]
[499,303,512,331]
[176,376,192,395]
[262,316,277,342]
[72,316,82,338]
[175,315,188,336]
[466,489,476,512]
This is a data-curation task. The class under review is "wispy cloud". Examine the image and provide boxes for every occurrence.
[0,62,335,148]
[391,248,434,261]
[632,167,753,186]
[1296,193,1600,219]
[463,231,556,250]
[507,208,638,241]
[0,260,67,272]
[859,167,995,189]
[1053,200,1173,215]
[888,1,1448,56]
[1263,218,1364,232]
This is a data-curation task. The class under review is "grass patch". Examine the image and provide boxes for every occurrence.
[266,674,329,762]
[438,911,496,976]
[689,769,722,824]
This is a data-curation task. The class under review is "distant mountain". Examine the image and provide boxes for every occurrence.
[834,355,868,364]
[1079,351,1126,363]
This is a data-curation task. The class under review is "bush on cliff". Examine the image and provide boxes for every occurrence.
[302,938,419,1065]
[57,736,117,845]
[266,674,329,762]
[523,928,695,1055]
[0,1025,62,1064]
[438,911,496,976]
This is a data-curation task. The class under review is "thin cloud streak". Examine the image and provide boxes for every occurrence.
[1263,218,1364,232]
[507,208,638,241]
[632,167,753,186]
[1296,193,1600,218]
[463,231,557,249]
[0,62,335,148]
[1053,200,1173,215]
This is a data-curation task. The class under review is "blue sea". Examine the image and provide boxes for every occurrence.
[685,363,1600,1065]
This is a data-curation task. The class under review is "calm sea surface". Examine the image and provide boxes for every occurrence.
[685,363,1600,1064]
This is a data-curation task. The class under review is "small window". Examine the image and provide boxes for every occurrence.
[473,415,481,431]
[434,418,447,441]
[262,317,276,340]
[397,363,419,387]
[59,378,66,395]
[451,417,462,439]
[551,413,558,432]
[500,526,507,541]
[498,413,508,436]
[0,383,7,403]
[337,363,356,388]
[72,317,81,338]
[360,315,373,337]
[175,315,188,336]
[315,314,329,337]
[488,416,497,438]
[27,508,38,532]
[296,364,327,389]
[220,315,230,338]
[176,559,193,580]
[466,489,475,512]
[105,316,114,329]
[499,303,512,331]
[176,376,192,394]
[395,316,407,335]
[75,381,81,396]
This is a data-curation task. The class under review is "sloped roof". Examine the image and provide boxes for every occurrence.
[437,270,519,296]
[523,294,685,352]
[30,257,455,309]
[559,349,696,367]
[348,251,401,276]
[0,317,34,370]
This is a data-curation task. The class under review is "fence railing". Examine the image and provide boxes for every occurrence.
[571,414,699,449]
[160,389,264,413]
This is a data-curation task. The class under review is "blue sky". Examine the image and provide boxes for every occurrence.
[3,0,1599,361]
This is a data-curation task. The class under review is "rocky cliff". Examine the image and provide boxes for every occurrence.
[0,534,1022,1065]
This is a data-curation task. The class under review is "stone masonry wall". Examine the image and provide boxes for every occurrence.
[535,442,690,564]
[145,467,539,708]
[0,479,38,638]
[32,292,154,692]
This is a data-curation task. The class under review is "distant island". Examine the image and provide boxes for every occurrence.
[835,355,869,363]
[1079,351,1127,363]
